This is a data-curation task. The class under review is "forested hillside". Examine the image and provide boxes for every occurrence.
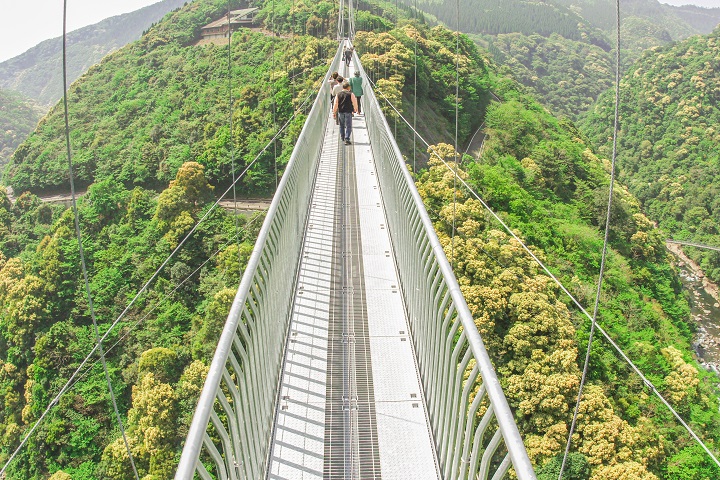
[1,0,720,478]
[0,0,186,107]
[0,89,43,168]
[581,28,720,285]
[553,0,720,38]
[489,33,613,118]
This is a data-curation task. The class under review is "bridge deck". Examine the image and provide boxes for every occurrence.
[268,62,440,480]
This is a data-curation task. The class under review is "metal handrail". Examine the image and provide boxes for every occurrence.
[175,44,343,480]
[353,50,536,479]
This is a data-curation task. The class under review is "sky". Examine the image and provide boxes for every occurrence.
[659,0,720,6]
[0,0,719,62]
[0,0,163,62]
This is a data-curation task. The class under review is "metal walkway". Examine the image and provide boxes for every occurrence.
[175,43,536,480]
[268,61,440,479]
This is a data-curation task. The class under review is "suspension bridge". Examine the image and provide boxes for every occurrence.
[5,0,720,478]
[174,40,536,480]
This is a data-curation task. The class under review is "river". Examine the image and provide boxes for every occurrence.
[671,247,720,373]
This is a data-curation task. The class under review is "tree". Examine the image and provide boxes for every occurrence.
[155,161,214,247]
[537,452,591,480]
[590,461,659,480]
[193,287,237,361]
[101,373,177,479]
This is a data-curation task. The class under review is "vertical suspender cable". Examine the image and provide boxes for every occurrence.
[348,0,354,40]
[558,0,622,478]
[62,1,140,478]
[272,0,278,191]
[451,0,460,268]
[394,0,399,139]
[228,2,239,274]
[291,0,295,90]
[413,0,418,174]
[338,0,344,39]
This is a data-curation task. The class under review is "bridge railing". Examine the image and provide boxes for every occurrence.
[354,51,537,480]
[175,44,342,480]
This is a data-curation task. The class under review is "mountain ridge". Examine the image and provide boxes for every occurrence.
[0,0,187,107]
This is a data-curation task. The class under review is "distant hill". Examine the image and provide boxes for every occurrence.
[554,0,720,38]
[407,0,720,119]
[412,0,611,49]
[0,0,187,107]
[668,3,720,32]
[581,27,720,283]
[0,89,44,169]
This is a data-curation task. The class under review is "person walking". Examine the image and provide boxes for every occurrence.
[344,46,352,67]
[348,70,364,115]
[333,81,358,145]
[328,71,339,106]
[332,76,345,99]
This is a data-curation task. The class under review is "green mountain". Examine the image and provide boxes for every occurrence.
[405,0,720,119]
[0,89,44,169]
[3,1,341,196]
[1,0,719,478]
[581,27,720,284]
[0,0,187,107]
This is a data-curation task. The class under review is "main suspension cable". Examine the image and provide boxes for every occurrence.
[272,0,279,191]
[368,76,720,469]
[558,0,621,476]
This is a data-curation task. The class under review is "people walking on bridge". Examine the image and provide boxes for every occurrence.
[333,81,358,145]
[344,46,353,67]
[348,70,364,115]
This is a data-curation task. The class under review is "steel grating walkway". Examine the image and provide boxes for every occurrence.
[267,63,441,480]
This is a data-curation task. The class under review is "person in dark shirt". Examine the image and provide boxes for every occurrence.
[333,81,358,145]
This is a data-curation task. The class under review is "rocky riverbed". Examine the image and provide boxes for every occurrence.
[668,243,720,373]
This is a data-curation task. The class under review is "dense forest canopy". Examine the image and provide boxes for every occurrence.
[489,33,613,118]
[581,28,720,285]
[0,0,719,478]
